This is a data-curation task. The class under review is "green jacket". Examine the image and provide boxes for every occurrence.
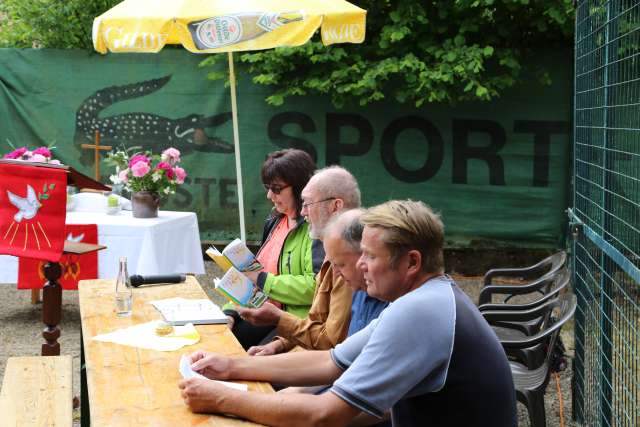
[223,214,324,319]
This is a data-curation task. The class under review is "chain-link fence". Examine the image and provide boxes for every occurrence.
[571,0,640,425]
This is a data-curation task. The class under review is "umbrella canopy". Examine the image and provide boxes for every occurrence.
[93,0,366,53]
[93,0,366,241]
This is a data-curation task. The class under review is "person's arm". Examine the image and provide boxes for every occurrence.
[259,267,316,306]
[275,273,352,350]
[179,378,360,426]
[258,228,320,307]
[188,349,342,386]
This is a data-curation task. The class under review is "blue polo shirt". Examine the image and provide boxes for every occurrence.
[330,276,516,427]
[347,290,389,337]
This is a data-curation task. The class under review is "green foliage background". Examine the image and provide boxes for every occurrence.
[0,0,574,106]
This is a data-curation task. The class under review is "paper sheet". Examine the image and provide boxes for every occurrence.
[92,321,200,351]
[150,297,228,325]
[179,355,247,391]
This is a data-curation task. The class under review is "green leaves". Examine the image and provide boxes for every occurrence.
[0,0,122,49]
[215,0,574,107]
[38,182,56,201]
[1,0,575,106]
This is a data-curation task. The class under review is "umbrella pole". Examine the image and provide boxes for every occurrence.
[227,52,246,242]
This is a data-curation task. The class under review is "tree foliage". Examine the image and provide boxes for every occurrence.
[204,0,575,107]
[0,0,119,49]
[1,0,574,106]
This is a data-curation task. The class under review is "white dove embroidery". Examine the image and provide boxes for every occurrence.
[7,185,42,222]
[66,233,85,242]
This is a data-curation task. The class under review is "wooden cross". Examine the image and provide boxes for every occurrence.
[81,131,112,181]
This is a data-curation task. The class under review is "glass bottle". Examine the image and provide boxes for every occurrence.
[115,256,133,317]
[188,11,304,50]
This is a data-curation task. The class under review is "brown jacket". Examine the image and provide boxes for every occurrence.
[274,261,353,352]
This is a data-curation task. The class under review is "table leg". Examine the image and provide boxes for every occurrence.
[80,331,90,426]
[42,261,62,356]
[31,288,41,304]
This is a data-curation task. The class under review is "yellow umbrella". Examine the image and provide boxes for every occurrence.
[93,0,366,241]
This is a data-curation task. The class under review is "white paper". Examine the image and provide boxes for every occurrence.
[179,355,247,391]
[92,321,200,351]
[150,297,227,325]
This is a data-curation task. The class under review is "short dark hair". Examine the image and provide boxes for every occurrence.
[261,149,316,215]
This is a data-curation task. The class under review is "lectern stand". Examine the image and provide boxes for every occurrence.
[0,159,110,355]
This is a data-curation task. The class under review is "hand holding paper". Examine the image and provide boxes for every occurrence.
[179,354,247,391]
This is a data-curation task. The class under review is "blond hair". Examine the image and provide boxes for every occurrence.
[361,200,444,273]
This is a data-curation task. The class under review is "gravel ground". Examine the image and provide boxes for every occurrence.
[0,261,575,426]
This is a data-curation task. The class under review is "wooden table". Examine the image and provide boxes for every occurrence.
[79,276,273,426]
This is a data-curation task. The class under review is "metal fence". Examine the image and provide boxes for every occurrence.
[571,0,640,425]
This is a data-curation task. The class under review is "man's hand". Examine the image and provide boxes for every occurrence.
[179,378,228,413]
[237,302,283,326]
[187,350,233,380]
[247,339,284,356]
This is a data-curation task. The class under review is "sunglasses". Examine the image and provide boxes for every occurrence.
[264,183,291,195]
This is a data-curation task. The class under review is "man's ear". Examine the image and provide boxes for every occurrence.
[333,198,344,212]
[406,250,422,275]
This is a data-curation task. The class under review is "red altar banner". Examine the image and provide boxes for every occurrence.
[18,224,99,290]
[0,163,67,261]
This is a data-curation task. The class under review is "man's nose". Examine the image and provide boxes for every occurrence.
[357,255,366,271]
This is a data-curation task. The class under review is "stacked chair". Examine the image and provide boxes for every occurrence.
[478,251,576,427]
[479,251,567,306]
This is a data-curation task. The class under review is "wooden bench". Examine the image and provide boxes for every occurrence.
[0,356,73,426]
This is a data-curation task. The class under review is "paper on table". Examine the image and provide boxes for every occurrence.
[179,355,247,391]
[150,297,228,325]
[92,321,200,351]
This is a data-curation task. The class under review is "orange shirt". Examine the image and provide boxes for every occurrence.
[256,216,293,275]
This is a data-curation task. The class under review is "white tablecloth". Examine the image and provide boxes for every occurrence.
[0,211,205,283]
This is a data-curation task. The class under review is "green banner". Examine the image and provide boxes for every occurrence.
[0,48,571,247]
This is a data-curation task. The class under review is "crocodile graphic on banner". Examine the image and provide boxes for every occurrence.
[74,75,234,165]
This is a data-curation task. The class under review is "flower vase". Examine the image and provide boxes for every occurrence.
[131,191,159,218]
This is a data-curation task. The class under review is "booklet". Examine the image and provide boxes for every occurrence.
[206,238,262,272]
[149,297,228,325]
[213,267,268,308]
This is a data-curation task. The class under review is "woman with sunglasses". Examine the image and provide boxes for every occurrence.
[223,148,324,350]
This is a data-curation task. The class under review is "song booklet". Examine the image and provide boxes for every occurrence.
[206,238,262,272]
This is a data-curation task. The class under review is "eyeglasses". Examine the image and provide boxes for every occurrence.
[264,184,291,195]
[301,197,336,209]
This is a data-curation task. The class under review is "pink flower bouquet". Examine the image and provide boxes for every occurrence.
[3,146,61,165]
[106,147,187,195]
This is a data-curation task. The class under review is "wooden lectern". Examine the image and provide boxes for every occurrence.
[0,159,108,355]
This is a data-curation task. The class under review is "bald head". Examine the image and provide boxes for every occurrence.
[307,166,361,210]
[301,166,361,240]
